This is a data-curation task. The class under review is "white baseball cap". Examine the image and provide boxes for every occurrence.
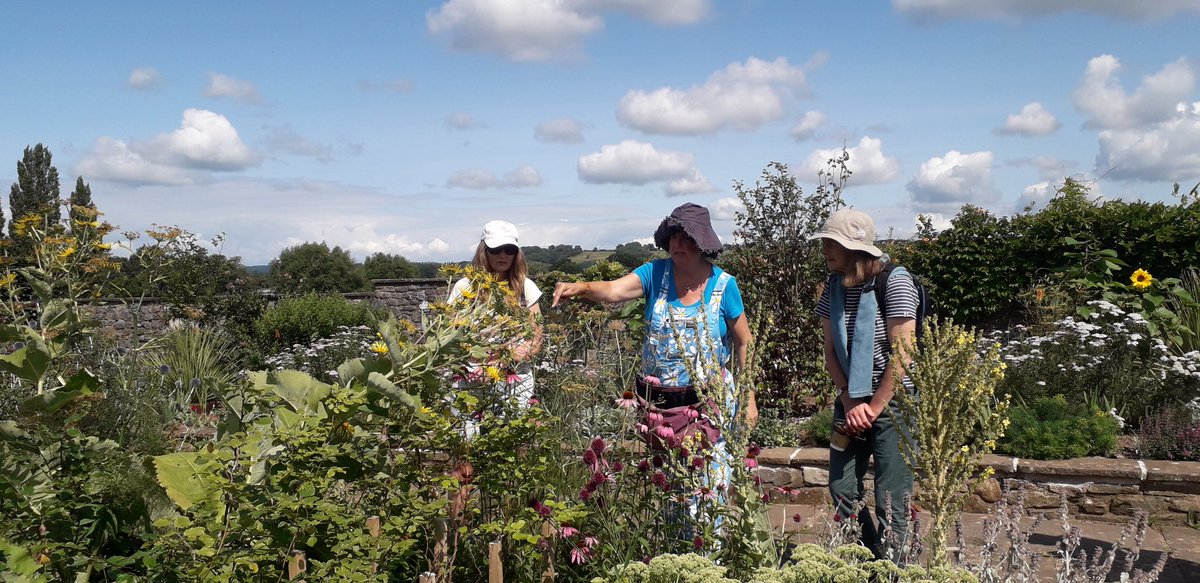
[480,220,519,248]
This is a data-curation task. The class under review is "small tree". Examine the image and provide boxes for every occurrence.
[268,241,366,294]
[8,144,63,258]
[723,156,848,414]
[362,252,418,280]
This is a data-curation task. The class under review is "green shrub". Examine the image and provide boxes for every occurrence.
[799,407,833,447]
[996,395,1119,460]
[253,294,383,353]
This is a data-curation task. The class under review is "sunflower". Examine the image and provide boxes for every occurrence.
[1130,268,1153,290]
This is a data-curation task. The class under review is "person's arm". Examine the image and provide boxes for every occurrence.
[727,313,757,428]
[551,272,644,306]
[867,316,916,414]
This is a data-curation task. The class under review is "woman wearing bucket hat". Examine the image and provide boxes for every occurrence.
[811,208,918,561]
[552,203,756,479]
[448,219,543,403]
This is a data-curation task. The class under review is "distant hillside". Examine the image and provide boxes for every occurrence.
[570,250,613,263]
[246,264,270,275]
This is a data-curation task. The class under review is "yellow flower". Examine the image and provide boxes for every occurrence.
[56,246,76,260]
[93,242,112,251]
[960,445,970,453]
[1130,268,1153,290]
[369,341,389,355]
[0,273,15,288]
[984,439,996,449]
[485,366,502,382]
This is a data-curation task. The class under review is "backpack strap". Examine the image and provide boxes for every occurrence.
[869,263,896,321]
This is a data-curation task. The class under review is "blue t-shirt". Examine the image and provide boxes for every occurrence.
[633,259,745,338]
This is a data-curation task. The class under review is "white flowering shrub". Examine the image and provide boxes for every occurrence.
[262,324,376,383]
[983,300,1200,424]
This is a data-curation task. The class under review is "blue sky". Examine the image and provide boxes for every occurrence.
[2,1,1199,264]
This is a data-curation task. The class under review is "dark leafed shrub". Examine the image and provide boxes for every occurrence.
[996,395,1120,460]
[1137,405,1200,461]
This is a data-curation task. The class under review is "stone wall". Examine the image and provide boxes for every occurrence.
[84,279,451,347]
[756,447,1200,525]
[370,278,450,324]
[83,298,174,347]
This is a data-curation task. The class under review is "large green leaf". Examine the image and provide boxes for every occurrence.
[365,372,423,416]
[250,370,330,412]
[0,339,51,385]
[152,452,220,513]
[337,356,391,386]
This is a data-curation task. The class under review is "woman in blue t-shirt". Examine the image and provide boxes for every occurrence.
[551,202,757,431]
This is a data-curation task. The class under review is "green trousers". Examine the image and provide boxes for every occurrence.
[829,399,914,562]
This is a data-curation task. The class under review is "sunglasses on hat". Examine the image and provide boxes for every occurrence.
[486,245,519,256]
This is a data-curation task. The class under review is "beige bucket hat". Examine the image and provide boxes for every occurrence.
[808,208,884,258]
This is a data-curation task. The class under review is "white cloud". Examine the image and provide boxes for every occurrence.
[583,0,711,25]
[917,212,953,233]
[1074,55,1195,130]
[75,109,261,185]
[1096,113,1200,182]
[261,125,333,161]
[445,112,483,131]
[893,0,1200,21]
[127,67,161,90]
[534,117,586,143]
[203,72,263,104]
[447,165,543,189]
[710,196,744,221]
[665,169,716,196]
[1015,181,1058,211]
[359,79,415,93]
[996,102,1060,136]
[791,110,826,142]
[906,150,999,211]
[616,56,817,135]
[799,136,900,185]
[427,0,603,62]
[577,140,702,192]
[426,0,712,61]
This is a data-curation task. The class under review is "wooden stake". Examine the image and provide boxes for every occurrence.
[419,573,436,583]
[367,515,382,538]
[489,541,503,583]
[540,522,557,583]
[287,551,307,582]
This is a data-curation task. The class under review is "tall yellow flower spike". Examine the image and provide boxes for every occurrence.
[1130,268,1153,290]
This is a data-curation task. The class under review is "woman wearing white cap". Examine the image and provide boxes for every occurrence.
[811,208,918,562]
[448,219,543,402]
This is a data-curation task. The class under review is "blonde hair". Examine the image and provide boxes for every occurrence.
[471,242,530,307]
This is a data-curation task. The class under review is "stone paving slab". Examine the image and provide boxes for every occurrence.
[765,503,1200,582]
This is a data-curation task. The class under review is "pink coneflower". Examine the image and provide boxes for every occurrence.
[527,397,540,406]
[582,449,598,466]
[538,504,553,517]
[695,486,716,501]
[691,457,704,470]
[613,461,624,472]
[747,443,762,457]
[646,411,663,427]
[778,486,797,496]
[655,424,675,440]
[744,457,758,469]
[637,459,651,473]
[570,545,589,565]
[589,471,608,487]
[651,471,668,489]
[642,375,662,386]
[635,423,650,434]
[685,406,699,419]
[583,535,598,548]
[590,437,607,454]
[560,525,578,537]
[506,371,522,384]
[693,535,704,549]
[579,487,593,502]
[615,391,638,409]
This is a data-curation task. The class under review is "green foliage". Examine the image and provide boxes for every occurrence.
[892,318,1009,568]
[362,251,418,280]
[523,244,584,266]
[798,407,833,446]
[268,241,367,294]
[724,158,847,416]
[609,241,664,270]
[596,553,740,582]
[145,322,241,407]
[253,293,383,354]
[893,179,1200,328]
[996,395,1120,460]
[7,144,62,256]
[749,408,803,448]
[1167,268,1200,353]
